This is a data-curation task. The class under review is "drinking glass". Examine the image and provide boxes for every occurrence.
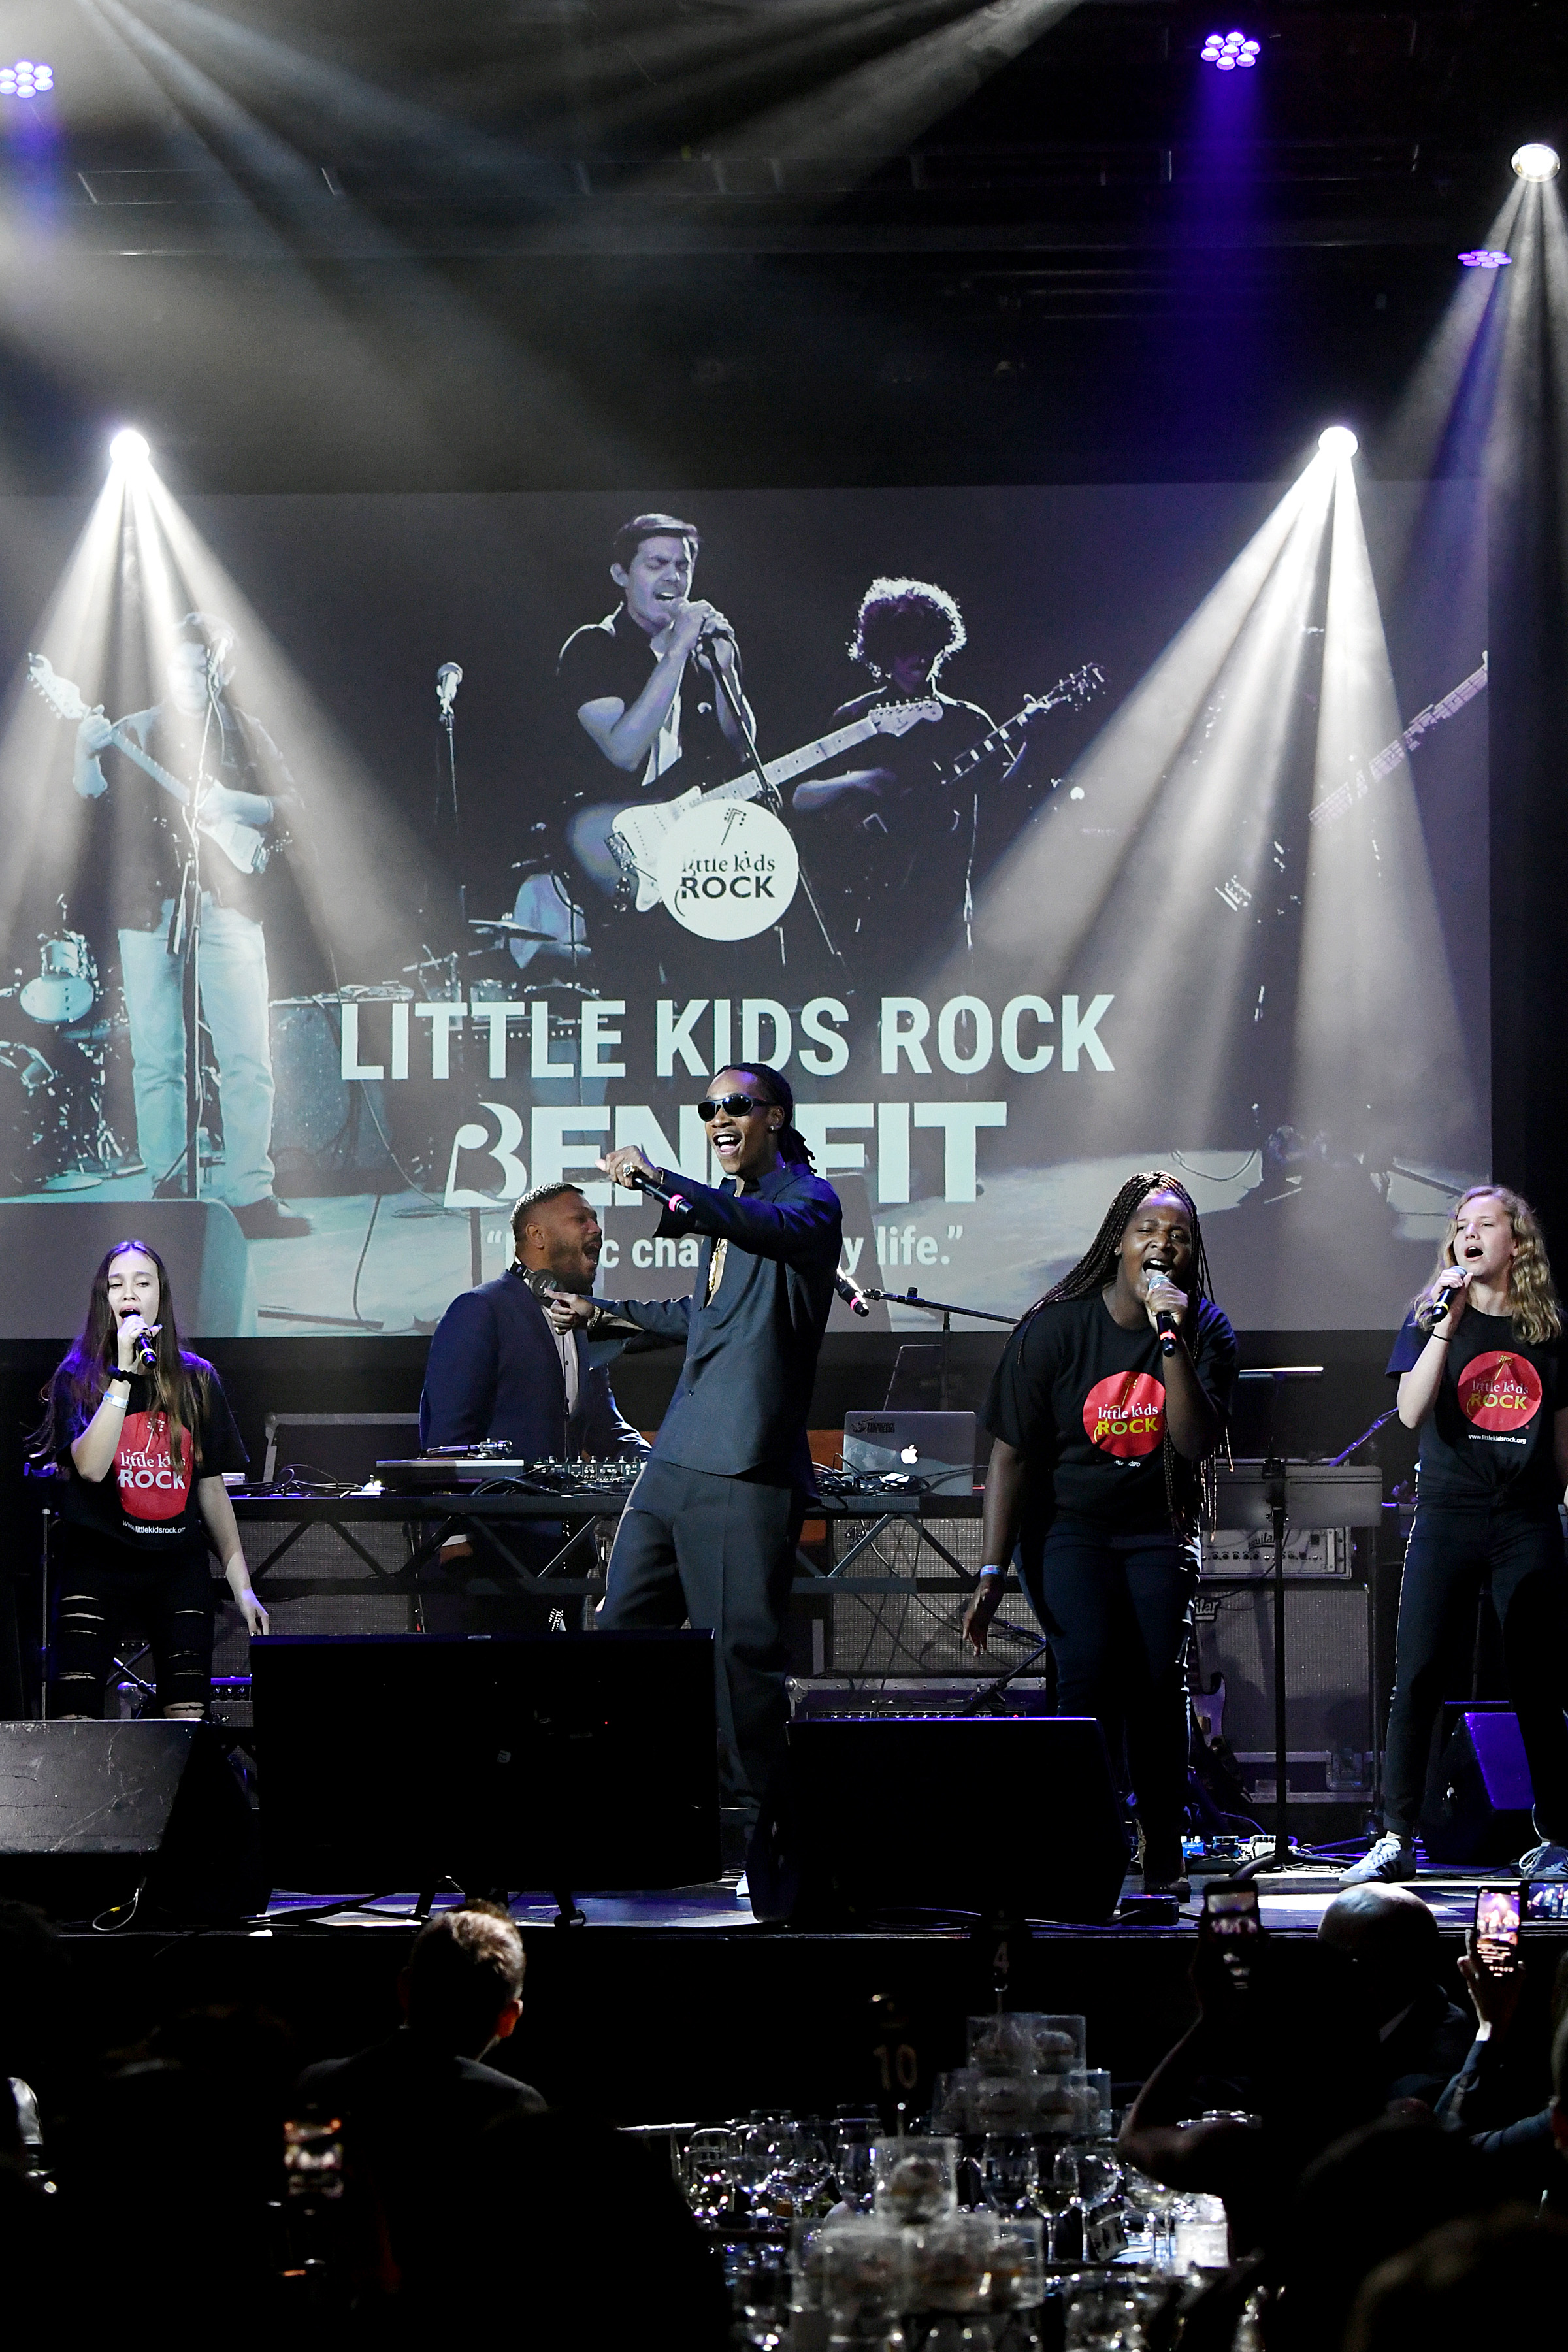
[820,2217,912,2351]
[989,2217,1046,2311]
[979,2134,1041,2220]
[912,2213,997,2352]
[1061,2270,1170,2351]
[683,2125,739,2223]
[1117,2168,1180,2270]
[874,2137,960,2226]
[1070,2071,1114,2143]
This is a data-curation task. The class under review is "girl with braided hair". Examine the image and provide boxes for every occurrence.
[966,1173,1237,1896]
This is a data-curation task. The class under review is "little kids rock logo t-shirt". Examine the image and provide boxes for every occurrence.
[116,1411,195,1523]
[1082,1372,1167,1458]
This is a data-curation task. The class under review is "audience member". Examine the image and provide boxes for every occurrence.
[1345,2205,1568,2352]
[1316,1882,1474,2105]
[1436,1948,1568,2211]
[294,1902,545,2293]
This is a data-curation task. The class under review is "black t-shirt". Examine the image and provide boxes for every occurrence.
[555,608,736,806]
[52,1356,248,1564]
[983,1290,1238,1540]
[1387,1309,1568,1511]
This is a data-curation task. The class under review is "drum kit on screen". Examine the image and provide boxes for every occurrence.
[0,911,127,1196]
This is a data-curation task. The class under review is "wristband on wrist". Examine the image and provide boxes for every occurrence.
[101,1388,129,1410]
[977,1565,1006,1581]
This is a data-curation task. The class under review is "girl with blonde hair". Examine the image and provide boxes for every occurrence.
[1343,1186,1568,1886]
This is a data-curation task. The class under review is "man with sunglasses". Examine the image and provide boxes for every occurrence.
[546,1065,841,1864]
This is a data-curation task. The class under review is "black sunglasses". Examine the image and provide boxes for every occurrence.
[697,1092,762,1121]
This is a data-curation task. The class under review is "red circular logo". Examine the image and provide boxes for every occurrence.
[1083,1371,1166,1457]
[1456,1349,1543,1433]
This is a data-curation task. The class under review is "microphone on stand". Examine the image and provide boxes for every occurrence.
[436,661,463,718]
[834,1270,873,1319]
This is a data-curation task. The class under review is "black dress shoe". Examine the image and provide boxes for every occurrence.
[232,1197,312,1240]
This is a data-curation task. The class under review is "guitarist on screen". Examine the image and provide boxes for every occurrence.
[792,576,1010,968]
[70,612,308,1241]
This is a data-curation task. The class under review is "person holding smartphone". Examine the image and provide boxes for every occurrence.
[1343,1186,1568,1886]
[964,1171,1237,1897]
[31,1237,267,1718]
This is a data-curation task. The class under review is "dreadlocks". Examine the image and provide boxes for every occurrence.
[1026,1169,1220,1537]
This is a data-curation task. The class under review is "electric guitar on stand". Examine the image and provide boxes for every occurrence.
[564,698,943,911]
[27,653,286,877]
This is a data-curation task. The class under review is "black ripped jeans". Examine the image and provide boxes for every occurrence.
[53,1544,216,1716]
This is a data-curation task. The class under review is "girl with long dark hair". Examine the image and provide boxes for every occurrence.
[34,1239,267,1718]
[965,1172,1237,1896]
[1343,1185,1568,1885]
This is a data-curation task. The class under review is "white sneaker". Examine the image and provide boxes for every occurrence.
[1339,1833,1417,1884]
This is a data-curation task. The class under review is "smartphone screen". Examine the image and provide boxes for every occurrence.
[1524,1880,1568,1924]
[1474,1882,1522,1972]
[1204,1884,1261,1935]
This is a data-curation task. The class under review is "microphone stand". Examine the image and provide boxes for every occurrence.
[857,1283,1017,1413]
[698,636,845,969]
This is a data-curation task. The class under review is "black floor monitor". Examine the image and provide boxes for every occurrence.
[785,1715,1128,1924]
[251,1630,719,1892]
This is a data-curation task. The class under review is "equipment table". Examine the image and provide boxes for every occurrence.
[229,1486,987,1602]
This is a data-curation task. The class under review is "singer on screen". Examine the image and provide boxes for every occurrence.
[31,1239,266,1720]
[964,1173,1237,1900]
[1342,1186,1568,1888]
[546,1066,840,1867]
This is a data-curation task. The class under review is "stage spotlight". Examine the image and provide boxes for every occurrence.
[1512,144,1560,183]
[1318,425,1359,458]
[1458,250,1512,269]
[1201,31,1260,70]
[0,59,52,97]
[108,429,150,472]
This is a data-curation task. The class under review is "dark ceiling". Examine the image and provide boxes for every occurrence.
[0,1,1559,489]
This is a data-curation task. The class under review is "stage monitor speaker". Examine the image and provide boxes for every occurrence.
[252,1629,719,1892]
[0,1721,265,1920]
[0,1200,256,1337]
[777,1715,1126,1925]
[1421,1709,1535,1864]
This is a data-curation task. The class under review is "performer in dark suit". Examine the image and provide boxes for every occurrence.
[548,1066,841,1837]
[419,1182,648,1631]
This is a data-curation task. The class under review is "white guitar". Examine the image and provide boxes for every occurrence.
[27,651,281,877]
[565,698,941,912]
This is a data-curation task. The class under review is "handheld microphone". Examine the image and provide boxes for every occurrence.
[620,1164,693,1217]
[123,1318,157,1371]
[1416,1272,1466,1335]
[1146,1266,1181,1358]
[436,661,463,717]
[834,1270,873,1319]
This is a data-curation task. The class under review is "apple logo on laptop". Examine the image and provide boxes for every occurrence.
[900,1443,920,1463]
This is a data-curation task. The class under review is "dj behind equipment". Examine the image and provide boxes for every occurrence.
[416,1179,649,1635]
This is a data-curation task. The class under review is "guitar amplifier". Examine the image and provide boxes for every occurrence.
[1192,1582,1375,1798]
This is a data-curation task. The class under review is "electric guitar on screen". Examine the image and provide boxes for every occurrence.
[26,652,286,877]
[564,698,943,911]
[843,662,1107,904]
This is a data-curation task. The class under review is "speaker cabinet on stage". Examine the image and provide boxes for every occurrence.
[0,1721,264,1920]
[1421,1708,1535,1864]
[1192,1582,1375,1801]
[779,1715,1127,1925]
[0,1200,256,1337]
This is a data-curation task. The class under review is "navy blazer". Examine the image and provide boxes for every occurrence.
[419,1267,647,1459]
[599,1162,841,1488]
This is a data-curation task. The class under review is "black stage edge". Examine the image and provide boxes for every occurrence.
[50,1901,1567,2127]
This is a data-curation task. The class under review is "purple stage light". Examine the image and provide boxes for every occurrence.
[1458,250,1512,270]
[1201,31,1260,69]
[0,59,53,98]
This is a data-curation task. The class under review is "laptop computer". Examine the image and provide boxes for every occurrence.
[841,1409,977,1496]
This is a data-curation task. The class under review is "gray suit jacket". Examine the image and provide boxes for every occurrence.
[600,1163,841,1488]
